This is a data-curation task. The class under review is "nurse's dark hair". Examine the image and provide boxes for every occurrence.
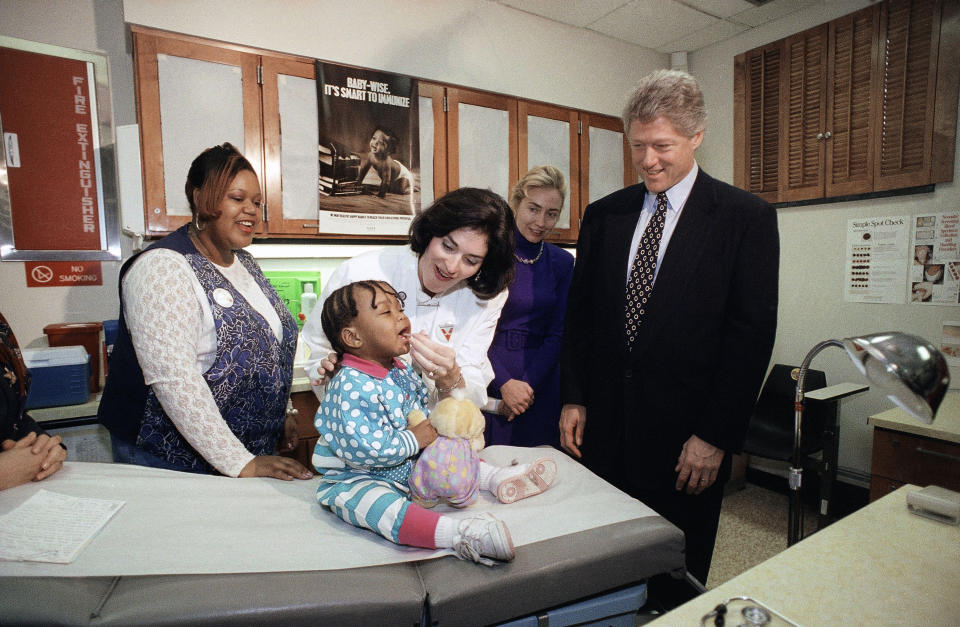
[185,142,256,226]
[408,187,516,300]
[321,280,405,356]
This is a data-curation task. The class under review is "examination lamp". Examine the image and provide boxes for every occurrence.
[788,332,950,545]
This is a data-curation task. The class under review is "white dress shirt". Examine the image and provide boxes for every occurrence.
[625,162,699,285]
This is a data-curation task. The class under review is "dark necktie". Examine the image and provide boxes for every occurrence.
[625,192,667,349]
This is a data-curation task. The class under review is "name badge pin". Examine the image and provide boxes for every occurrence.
[213,288,234,308]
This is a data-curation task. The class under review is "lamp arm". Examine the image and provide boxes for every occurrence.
[788,339,844,545]
[793,339,844,465]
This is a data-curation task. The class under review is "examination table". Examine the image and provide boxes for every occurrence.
[0,447,685,625]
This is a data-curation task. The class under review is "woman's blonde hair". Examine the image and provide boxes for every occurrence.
[509,165,567,212]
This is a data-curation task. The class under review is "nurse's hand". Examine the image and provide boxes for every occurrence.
[559,404,586,458]
[500,379,534,420]
[309,352,339,387]
[240,455,313,480]
[409,332,460,391]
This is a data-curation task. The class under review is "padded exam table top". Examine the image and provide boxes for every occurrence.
[0,449,684,625]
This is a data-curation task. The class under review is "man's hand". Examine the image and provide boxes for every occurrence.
[674,434,723,494]
[559,404,586,458]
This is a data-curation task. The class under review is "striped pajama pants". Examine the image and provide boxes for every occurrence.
[316,474,412,544]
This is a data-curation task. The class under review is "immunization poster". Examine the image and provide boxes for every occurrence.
[844,216,910,304]
[910,212,960,305]
[315,62,420,235]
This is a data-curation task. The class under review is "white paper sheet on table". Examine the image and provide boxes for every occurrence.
[0,489,124,564]
[0,446,658,577]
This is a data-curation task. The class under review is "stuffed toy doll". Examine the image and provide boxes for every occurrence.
[407,396,486,508]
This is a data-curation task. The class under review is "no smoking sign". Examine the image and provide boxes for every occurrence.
[25,261,102,287]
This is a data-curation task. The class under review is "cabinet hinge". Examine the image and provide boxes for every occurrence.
[443,96,448,113]
[578,120,582,135]
[257,64,263,85]
[262,203,267,222]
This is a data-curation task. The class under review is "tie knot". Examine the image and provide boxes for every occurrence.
[656,192,667,211]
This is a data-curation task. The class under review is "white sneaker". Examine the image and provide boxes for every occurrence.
[495,457,558,504]
[452,512,515,566]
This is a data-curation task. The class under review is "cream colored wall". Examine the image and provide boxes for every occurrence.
[690,0,960,479]
[0,0,665,346]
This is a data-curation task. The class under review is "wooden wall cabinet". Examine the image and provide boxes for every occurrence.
[734,0,959,204]
[133,27,631,244]
[414,83,631,243]
[282,390,320,470]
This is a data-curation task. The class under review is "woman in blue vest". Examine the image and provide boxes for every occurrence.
[98,144,312,480]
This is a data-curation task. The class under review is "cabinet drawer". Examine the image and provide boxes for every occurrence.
[871,428,960,490]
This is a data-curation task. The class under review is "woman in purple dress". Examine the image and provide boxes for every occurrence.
[484,166,574,448]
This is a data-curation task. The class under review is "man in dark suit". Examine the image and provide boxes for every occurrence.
[559,70,779,597]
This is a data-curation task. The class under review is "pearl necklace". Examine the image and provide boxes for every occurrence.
[514,241,544,265]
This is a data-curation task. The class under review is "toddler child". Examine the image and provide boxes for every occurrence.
[312,280,557,565]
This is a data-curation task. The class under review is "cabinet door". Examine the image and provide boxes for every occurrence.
[825,5,880,197]
[734,42,783,203]
[446,88,518,202]
[418,82,449,207]
[518,101,580,243]
[261,55,320,235]
[780,25,828,202]
[873,0,942,191]
[133,29,263,235]
[578,113,634,220]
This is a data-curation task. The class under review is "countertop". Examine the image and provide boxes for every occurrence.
[652,484,960,625]
[868,390,960,444]
[30,377,315,423]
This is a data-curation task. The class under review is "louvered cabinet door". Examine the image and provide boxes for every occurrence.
[780,25,828,202]
[825,4,880,196]
[734,42,782,203]
[874,0,942,191]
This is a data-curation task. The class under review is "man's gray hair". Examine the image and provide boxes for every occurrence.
[621,69,707,137]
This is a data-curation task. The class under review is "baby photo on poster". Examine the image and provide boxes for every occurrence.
[315,61,420,235]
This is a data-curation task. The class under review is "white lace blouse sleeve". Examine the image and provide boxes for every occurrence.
[122,249,255,477]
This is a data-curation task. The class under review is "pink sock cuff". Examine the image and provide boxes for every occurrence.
[397,503,441,549]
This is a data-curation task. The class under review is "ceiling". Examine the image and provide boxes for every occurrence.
[493,0,826,54]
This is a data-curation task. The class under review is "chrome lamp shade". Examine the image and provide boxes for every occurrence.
[842,332,950,424]
[788,332,949,545]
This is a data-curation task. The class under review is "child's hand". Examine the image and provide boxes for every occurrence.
[410,418,438,450]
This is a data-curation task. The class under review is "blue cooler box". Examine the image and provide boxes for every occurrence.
[497,583,647,627]
[23,346,90,409]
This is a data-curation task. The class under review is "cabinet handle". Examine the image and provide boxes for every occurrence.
[824,131,832,139]
[916,446,960,463]
[816,132,824,140]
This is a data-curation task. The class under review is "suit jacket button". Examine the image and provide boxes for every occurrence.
[624,369,633,378]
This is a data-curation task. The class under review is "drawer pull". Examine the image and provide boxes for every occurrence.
[916,447,960,463]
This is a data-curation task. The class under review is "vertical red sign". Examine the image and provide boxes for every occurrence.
[0,47,102,251]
